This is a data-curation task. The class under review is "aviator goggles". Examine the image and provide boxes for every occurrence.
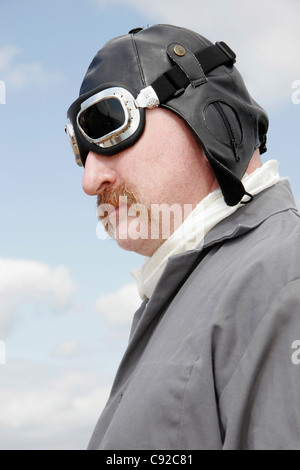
[65,84,159,167]
[65,41,236,167]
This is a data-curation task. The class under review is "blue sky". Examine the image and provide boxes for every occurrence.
[0,0,299,449]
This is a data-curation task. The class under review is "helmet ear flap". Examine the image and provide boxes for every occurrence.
[258,120,268,155]
[203,100,247,205]
[204,101,243,157]
[208,158,246,206]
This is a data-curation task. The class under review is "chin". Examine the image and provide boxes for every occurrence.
[115,237,159,257]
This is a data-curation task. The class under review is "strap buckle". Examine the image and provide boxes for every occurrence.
[216,41,236,64]
[135,86,160,109]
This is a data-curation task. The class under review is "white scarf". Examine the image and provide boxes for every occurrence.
[131,160,281,300]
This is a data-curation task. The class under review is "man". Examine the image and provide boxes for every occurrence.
[66,24,300,450]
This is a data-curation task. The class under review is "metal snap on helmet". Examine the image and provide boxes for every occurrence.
[66,24,269,206]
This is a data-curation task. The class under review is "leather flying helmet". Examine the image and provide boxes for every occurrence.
[66,24,269,206]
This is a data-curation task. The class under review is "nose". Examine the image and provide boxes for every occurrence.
[82,151,118,196]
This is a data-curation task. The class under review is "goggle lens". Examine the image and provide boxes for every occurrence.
[66,86,147,165]
[78,97,126,140]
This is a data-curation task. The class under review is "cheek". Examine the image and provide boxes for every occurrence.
[119,110,199,204]
[121,150,160,197]
[128,154,188,205]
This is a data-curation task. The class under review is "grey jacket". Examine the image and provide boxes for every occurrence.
[88,180,300,450]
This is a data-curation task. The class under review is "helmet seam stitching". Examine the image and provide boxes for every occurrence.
[131,34,147,88]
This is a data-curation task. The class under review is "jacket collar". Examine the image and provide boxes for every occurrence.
[202,178,297,249]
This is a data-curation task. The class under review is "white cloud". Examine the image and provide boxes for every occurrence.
[0,361,111,449]
[92,0,300,107]
[0,44,65,90]
[95,283,141,326]
[0,257,76,335]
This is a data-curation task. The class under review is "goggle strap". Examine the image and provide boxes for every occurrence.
[150,42,236,105]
